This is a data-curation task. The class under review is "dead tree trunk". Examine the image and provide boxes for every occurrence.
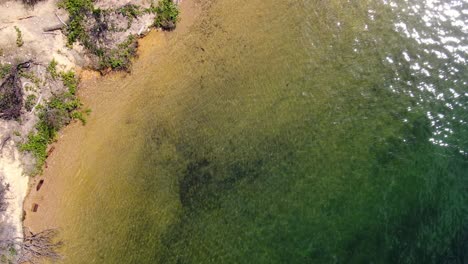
[0,60,32,119]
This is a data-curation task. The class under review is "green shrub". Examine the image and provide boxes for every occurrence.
[58,0,94,45]
[19,71,41,88]
[99,35,137,70]
[153,0,179,31]
[21,113,56,173]
[118,4,142,27]
[25,94,37,111]
[0,64,12,79]
[21,94,84,173]
[14,26,24,47]
[61,70,79,95]
[47,59,59,79]
[21,70,89,174]
[119,4,142,17]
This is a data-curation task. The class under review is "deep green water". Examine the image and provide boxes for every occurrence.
[58,0,467,263]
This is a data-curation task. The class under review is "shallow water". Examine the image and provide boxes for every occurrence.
[34,0,468,263]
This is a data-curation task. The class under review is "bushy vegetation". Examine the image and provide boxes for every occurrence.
[152,0,180,31]
[46,59,59,80]
[99,35,138,70]
[21,70,87,174]
[58,0,180,72]
[24,94,36,111]
[19,71,41,88]
[118,4,142,28]
[0,64,12,79]
[61,70,78,95]
[14,26,24,47]
[58,0,94,46]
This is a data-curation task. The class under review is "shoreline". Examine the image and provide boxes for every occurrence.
[22,0,199,258]
[0,0,190,261]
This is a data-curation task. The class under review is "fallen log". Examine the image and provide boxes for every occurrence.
[36,179,44,191]
[43,23,65,32]
[18,15,35,20]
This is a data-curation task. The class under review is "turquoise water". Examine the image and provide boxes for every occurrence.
[56,0,467,263]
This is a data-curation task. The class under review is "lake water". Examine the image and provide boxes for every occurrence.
[31,0,468,263]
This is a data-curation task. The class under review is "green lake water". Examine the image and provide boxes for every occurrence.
[55,0,467,263]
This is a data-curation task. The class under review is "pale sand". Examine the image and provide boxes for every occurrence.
[0,0,82,69]
[0,140,29,241]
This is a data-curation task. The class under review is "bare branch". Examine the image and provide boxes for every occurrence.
[0,228,63,264]
[55,12,67,27]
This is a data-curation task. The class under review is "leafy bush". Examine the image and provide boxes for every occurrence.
[46,59,59,80]
[153,0,179,31]
[21,70,88,174]
[21,94,82,173]
[58,0,94,45]
[118,4,142,20]
[25,94,37,111]
[99,35,138,70]
[14,26,24,47]
[61,70,79,95]
[117,4,142,28]
[0,64,12,79]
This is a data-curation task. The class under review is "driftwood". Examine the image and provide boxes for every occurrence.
[0,228,63,264]
[55,13,67,26]
[0,60,32,119]
[18,15,35,20]
[36,179,44,191]
[43,23,65,32]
